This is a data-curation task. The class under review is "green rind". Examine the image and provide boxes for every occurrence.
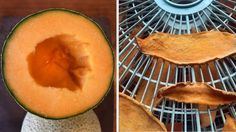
[1,8,114,120]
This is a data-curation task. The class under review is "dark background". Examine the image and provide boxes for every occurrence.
[0,1,116,132]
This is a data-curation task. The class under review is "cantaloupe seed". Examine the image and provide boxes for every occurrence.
[27,34,90,90]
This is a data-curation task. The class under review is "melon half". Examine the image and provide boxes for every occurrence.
[2,9,114,119]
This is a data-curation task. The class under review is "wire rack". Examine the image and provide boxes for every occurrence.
[119,0,236,131]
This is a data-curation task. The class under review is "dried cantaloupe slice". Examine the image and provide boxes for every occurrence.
[157,83,236,105]
[137,31,236,65]
[223,115,236,131]
[119,93,167,132]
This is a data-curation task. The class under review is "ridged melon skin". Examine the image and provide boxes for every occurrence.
[21,110,101,132]
[1,8,114,119]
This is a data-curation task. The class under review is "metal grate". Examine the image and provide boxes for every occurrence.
[119,0,236,131]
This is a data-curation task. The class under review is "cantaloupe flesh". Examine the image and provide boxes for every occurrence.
[4,10,113,118]
[27,35,89,91]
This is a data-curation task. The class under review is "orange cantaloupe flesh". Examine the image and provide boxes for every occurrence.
[28,35,83,90]
[3,9,113,119]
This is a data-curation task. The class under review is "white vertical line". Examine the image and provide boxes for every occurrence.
[116,0,119,132]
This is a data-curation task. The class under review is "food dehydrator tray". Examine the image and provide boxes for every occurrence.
[119,0,236,131]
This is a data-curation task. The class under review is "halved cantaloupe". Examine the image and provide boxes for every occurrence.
[2,9,114,119]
